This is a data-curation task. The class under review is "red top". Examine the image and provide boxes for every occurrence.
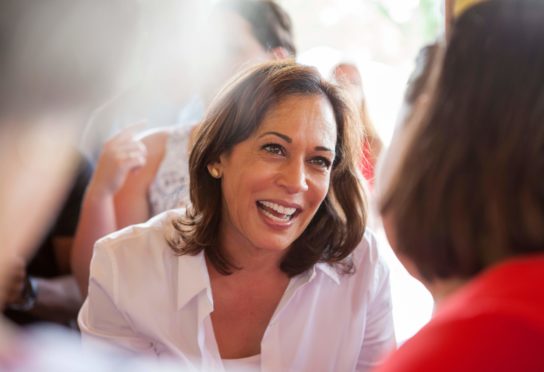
[360,141,375,187]
[376,254,544,372]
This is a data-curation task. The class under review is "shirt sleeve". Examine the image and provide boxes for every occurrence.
[356,237,397,371]
[78,239,156,356]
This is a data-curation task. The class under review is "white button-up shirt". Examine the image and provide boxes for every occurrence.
[79,210,395,371]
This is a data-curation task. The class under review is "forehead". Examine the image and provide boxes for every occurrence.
[256,94,337,142]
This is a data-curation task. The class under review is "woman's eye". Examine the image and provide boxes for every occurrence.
[310,157,332,170]
[262,143,285,156]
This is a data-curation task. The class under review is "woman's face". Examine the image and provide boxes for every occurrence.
[213,94,337,255]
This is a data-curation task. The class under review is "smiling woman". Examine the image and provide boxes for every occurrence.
[79,61,396,371]
[179,62,367,278]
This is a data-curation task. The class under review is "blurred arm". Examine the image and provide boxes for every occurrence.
[113,131,168,228]
[71,128,150,297]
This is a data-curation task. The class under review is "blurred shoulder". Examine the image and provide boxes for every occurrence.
[379,311,544,372]
[137,127,170,151]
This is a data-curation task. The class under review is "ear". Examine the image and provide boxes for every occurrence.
[207,157,225,179]
[207,161,221,179]
[269,47,290,60]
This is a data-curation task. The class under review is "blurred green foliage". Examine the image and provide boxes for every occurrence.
[420,0,440,41]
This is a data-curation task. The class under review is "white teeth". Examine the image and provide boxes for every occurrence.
[260,201,297,215]
[261,208,290,222]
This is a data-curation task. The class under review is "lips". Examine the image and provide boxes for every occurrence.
[256,200,300,222]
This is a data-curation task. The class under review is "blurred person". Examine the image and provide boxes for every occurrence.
[79,61,396,371]
[77,1,213,164]
[200,0,296,103]
[4,153,91,328]
[0,0,180,370]
[79,0,296,164]
[376,0,544,370]
[331,63,383,186]
[72,0,297,297]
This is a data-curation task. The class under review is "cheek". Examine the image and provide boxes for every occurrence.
[221,168,269,210]
[310,175,332,206]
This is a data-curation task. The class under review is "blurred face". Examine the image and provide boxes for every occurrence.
[221,11,270,70]
[204,10,272,96]
[332,64,364,106]
[212,94,337,255]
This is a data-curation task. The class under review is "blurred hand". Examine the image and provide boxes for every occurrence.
[91,124,148,197]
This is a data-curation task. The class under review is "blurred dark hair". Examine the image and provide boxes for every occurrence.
[218,0,296,56]
[169,60,366,277]
[0,0,137,121]
[403,43,440,107]
[380,0,544,282]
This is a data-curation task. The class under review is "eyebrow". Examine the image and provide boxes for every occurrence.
[258,131,334,153]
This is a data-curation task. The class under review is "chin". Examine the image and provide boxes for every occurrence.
[253,237,294,253]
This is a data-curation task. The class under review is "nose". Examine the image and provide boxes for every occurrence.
[277,158,309,194]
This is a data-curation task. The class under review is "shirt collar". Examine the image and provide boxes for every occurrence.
[175,251,341,309]
[313,262,341,285]
[176,251,211,310]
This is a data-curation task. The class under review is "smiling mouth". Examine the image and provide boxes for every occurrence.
[257,200,300,223]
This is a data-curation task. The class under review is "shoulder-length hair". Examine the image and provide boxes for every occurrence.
[169,60,366,277]
[378,0,544,282]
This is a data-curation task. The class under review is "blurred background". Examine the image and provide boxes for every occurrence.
[128,0,441,142]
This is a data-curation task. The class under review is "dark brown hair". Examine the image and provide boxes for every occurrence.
[170,60,366,276]
[379,0,544,282]
[218,0,296,56]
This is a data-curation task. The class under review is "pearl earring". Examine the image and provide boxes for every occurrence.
[209,167,221,179]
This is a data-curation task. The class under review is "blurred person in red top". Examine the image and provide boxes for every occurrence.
[376,0,544,371]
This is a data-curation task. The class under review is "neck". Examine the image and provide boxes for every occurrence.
[218,231,286,276]
[226,244,285,275]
